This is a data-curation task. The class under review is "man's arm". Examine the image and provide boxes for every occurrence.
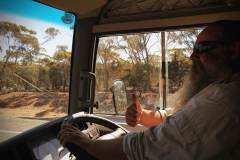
[87,137,128,160]
[125,94,166,127]
[139,108,164,127]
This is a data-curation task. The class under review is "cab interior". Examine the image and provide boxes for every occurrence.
[0,0,239,159]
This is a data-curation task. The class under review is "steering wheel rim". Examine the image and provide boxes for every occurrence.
[63,112,129,160]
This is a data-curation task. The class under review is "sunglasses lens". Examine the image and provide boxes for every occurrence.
[194,41,216,54]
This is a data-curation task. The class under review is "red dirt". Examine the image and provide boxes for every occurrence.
[0,92,68,118]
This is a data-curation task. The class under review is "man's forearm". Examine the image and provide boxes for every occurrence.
[140,109,163,127]
[86,136,128,160]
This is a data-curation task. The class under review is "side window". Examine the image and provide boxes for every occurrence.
[95,33,161,114]
[0,1,74,142]
[94,28,202,116]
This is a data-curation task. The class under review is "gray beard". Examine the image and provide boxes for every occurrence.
[167,60,211,114]
[167,51,238,114]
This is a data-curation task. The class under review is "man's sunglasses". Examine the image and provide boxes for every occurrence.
[193,41,223,55]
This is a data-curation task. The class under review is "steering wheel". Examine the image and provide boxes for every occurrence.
[61,112,129,160]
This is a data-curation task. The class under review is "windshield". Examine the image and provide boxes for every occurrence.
[0,0,75,142]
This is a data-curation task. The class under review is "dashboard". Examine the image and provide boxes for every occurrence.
[0,117,71,160]
[32,138,70,160]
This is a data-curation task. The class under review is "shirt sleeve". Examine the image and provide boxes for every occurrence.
[157,109,167,121]
[123,109,200,160]
[158,108,173,121]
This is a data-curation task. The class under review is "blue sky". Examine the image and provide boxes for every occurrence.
[0,0,75,57]
[0,0,74,26]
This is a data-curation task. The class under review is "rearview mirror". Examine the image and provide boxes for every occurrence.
[111,80,128,114]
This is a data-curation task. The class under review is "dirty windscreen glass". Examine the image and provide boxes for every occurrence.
[0,0,74,142]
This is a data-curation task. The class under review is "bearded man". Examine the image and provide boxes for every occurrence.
[58,20,240,160]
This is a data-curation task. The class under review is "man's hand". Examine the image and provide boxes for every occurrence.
[58,124,128,160]
[58,124,93,149]
[125,94,143,127]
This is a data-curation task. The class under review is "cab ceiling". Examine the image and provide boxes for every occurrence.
[39,0,240,32]
[39,0,239,20]
[100,0,240,24]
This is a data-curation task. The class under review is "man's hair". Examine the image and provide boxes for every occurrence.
[210,20,240,73]
[210,20,240,42]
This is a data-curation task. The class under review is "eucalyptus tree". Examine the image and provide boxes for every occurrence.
[53,45,71,91]
[0,21,39,90]
[97,38,120,91]
[166,29,201,56]
[116,34,158,90]
[0,21,39,64]
[41,27,61,45]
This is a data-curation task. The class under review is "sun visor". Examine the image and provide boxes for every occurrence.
[36,0,107,16]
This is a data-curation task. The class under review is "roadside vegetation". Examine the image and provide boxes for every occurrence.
[0,21,200,117]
